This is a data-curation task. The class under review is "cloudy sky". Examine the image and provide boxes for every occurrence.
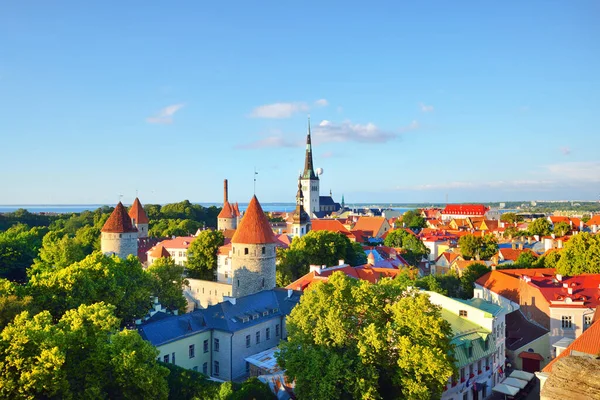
[0,1,598,205]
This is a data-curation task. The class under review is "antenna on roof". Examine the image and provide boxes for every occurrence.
[135,189,138,198]
[118,194,123,204]
[253,167,258,195]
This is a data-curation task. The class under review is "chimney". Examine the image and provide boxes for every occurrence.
[338,259,345,265]
[224,179,228,203]
[527,236,532,245]
[556,274,563,282]
[367,252,375,265]
[225,296,236,305]
[567,287,573,295]
[512,241,516,250]
[563,282,568,288]
[309,265,322,275]
[558,240,563,249]
[551,233,556,239]
[518,243,523,250]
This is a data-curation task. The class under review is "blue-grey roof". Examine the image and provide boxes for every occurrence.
[138,288,302,347]
[319,196,338,206]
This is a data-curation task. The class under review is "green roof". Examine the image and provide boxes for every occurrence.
[442,309,496,368]
[454,298,503,317]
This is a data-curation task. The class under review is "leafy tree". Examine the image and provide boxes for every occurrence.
[0,224,46,282]
[0,302,169,400]
[278,273,456,400]
[147,257,188,314]
[31,230,86,273]
[162,362,222,400]
[228,377,275,400]
[28,252,153,325]
[459,263,490,299]
[186,230,225,279]
[553,221,571,237]
[399,210,426,229]
[383,229,429,266]
[276,231,366,286]
[529,218,552,236]
[0,278,36,330]
[458,234,498,261]
[515,251,538,268]
[503,226,519,239]
[555,232,600,275]
[149,219,202,238]
[74,225,101,254]
[500,213,522,224]
[538,250,562,269]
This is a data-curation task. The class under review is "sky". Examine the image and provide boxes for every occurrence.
[1,1,599,205]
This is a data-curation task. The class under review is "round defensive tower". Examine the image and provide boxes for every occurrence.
[101,202,139,259]
[128,197,149,238]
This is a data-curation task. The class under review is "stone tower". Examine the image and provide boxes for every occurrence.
[128,197,149,238]
[101,202,138,259]
[217,179,237,231]
[291,178,311,238]
[231,195,277,298]
[300,118,320,216]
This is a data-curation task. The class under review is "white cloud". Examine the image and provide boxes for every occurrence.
[249,102,309,119]
[419,102,434,112]
[146,103,185,124]
[560,146,571,156]
[313,120,396,144]
[546,161,600,182]
[235,135,302,150]
[398,120,420,133]
[314,99,329,107]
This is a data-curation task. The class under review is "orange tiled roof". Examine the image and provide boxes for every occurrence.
[353,217,387,237]
[543,319,600,372]
[441,204,489,216]
[128,197,149,224]
[586,215,600,226]
[218,242,232,256]
[475,270,523,303]
[148,244,170,258]
[231,196,277,244]
[286,265,404,291]
[218,201,234,219]
[311,219,351,234]
[222,229,236,239]
[158,236,195,249]
[498,247,538,262]
[101,202,138,233]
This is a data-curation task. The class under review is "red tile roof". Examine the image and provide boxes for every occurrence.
[222,229,236,239]
[543,319,600,372]
[353,217,387,237]
[286,265,404,291]
[311,219,350,234]
[218,242,232,256]
[233,202,241,217]
[441,204,489,216]
[218,201,234,219]
[498,248,538,262]
[128,197,149,224]
[158,236,195,249]
[101,202,138,233]
[586,215,600,226]
[231,196,277,244]
[148,244,171,258]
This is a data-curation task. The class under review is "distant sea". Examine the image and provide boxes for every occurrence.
[0,204,415,214]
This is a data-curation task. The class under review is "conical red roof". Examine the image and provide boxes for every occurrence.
[231,196,277,244]
[102,202,138,233]
[218,201,234,219]
[128,197,149,224]
[149,244,170,258]
[233,202,241,217]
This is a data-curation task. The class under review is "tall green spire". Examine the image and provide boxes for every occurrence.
[302,116,317,180]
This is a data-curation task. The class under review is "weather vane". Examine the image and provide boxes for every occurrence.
[254,167,258,195]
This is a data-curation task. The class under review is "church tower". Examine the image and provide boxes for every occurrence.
[230,195,277,298]
[128,197,149,238]
[217,179,237,231]
[291,178,311,238]
[300,118,320,216]
[101,202,138,259]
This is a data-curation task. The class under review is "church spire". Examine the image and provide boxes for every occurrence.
[303,116,317,180]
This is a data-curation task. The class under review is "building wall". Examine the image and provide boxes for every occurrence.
[290,222,309,238]
[217,253,233,283]
[518,280,550,329]
[473,285,520,313]
[301,178,320,215]
[548,306,596,348]
[134,223,148,238]
[218,217,236,231]
[231,243,276,298]
[165,247,188,266]
[506,333,550,371]
[156,331,212,373]
[101,232,138,259]
[185,279,233,308]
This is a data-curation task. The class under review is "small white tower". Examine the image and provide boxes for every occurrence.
[300,118,320,216]
[101,202,138,259]
[291,178,311,238]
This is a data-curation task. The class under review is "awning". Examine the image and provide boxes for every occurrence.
[502,377,528,389]
[492,383,519,396]
[518,351,544,361]
[509,369,535,382]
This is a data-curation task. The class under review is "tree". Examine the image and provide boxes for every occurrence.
[515,251,538,268]
[500,213,522,225]
[503,226,519,239]
[0,302,169,399]
[228,378,275,400]
[162,362,222,400]
[399,210,426,230]
[0,224,46,282]
[529,218,552,236]
[555,233,600,275]
[553,221,571,237]
[186,230,225,279]
[0,278,36,330]
[31,230,86,273]
[277,273,456,400]
[383,229,429,266]
[28,252,153,324]
[147,257,188,314]
[459,263,490,299]
[458,234,498,261]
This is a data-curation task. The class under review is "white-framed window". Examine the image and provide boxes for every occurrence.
[214,361,220,376]
[189,344,195,358]
[584,315,593,328]
[561,315,573,329]
[246,335,251,348]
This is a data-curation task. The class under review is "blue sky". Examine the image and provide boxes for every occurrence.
[1,1,599,205]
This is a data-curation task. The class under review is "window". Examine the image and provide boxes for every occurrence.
[584,315,593,327]
[276,324,280,337]
[163,354,169,363]
[467,346,473,358]
[266,327,270,340]
[562,315,573,329]
[484,336,489,350]
[460,368,465,380]
[262,247,265,254]
[246,361,250,374]
[477,360,482,373]
[202,362,208,375]
[246,334,251,348]
[256,331,260,344]
[469,364,474,376]
[214,338,220,352]
[189,344,195,358]
[463,393,468,400]
[459,310,468,317]
[244,248,249,255]
[172,352,176,364]
[214,361,220,377]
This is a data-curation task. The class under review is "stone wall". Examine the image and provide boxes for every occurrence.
[101,232,138,259]
[218,217,236,231]
[135,223,148,238]
[231,243,276,298]
[185,279,233,308]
